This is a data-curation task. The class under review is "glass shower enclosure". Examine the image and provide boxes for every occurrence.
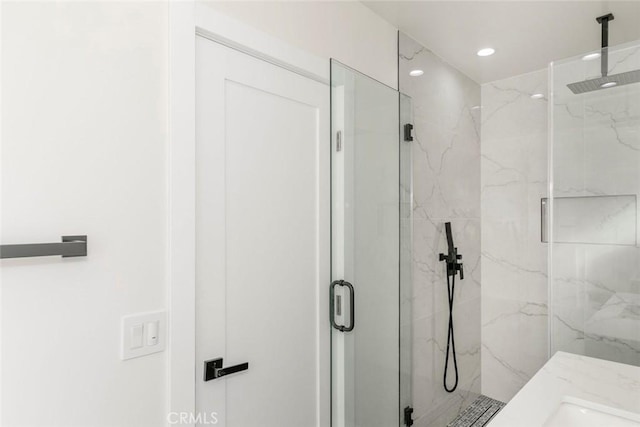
[329,60,413,427]
[549,41,640,366]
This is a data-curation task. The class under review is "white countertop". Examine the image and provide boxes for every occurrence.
[488,351,640,426]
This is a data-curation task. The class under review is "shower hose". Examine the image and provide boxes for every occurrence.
[443,270,459,393]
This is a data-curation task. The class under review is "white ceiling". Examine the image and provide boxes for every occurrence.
[363,1,640,83]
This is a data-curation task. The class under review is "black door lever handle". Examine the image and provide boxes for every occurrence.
[203,358,249,381]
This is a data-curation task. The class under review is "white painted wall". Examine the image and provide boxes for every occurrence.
[200,1,398,89]
[1,2,168,426]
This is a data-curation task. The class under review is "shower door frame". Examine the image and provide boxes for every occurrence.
[168,2,331,421]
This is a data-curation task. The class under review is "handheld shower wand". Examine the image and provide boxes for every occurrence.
[440,222,464,279]
[439,222,464,393]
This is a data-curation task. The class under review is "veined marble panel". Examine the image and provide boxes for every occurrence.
[481,69,549,402]
[550,195,637,245]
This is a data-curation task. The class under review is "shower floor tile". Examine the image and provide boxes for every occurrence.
[447,395,506,427]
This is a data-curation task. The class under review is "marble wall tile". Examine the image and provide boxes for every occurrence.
[552,195,637,245]
[481,69,549,402]
[400,32,481,425]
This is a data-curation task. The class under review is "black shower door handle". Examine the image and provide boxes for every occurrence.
[330,280,355,332]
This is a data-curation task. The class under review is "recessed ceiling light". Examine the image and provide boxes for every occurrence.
[471,105,481,110]
[601,81,617,88]
[582,52,601,61]
[409,69,424,77]
[530,93,545,99]
[477,48,495,57]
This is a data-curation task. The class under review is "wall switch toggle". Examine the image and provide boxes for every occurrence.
[121,311,166,360]
[130,324,144,349]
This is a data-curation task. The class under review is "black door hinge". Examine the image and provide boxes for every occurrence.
[404,406,414,426]
[404,123,414,142]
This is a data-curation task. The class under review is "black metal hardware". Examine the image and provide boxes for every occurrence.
[567,13,640,94]
[404,406,414,426]
[404,123,414,142]
[203,358,249,381]
[439,223,463,279]
[0,235,87,259]
[330,280,354,332]
[596,13,614,77]
[439,222,463,393]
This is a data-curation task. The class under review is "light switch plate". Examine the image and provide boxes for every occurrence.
[121,311,166,360]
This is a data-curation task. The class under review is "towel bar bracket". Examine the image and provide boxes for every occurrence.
[61,235,88,257]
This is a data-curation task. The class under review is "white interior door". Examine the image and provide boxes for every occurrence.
[195,36,330,427]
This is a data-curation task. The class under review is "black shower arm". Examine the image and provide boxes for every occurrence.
[597,13,614,77]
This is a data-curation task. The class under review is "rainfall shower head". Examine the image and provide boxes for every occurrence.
[567,70,640,94]
[567,13,640,94]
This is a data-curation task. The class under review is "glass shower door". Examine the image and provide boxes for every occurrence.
[549,42,640,366]
[330,60,412,427]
